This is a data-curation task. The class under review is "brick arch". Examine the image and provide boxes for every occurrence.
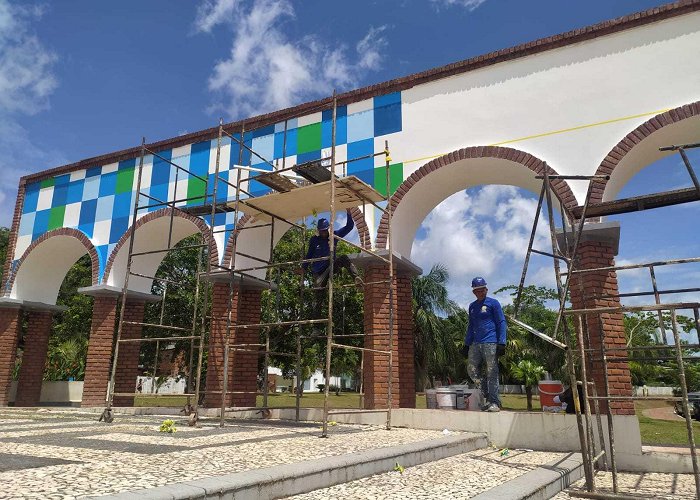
[223,207,371,267]
[4,228,99,299]
[593,101,700,204]
[375,146,576,249]
[102,208,219,284]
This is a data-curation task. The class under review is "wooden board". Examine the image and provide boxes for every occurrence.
[232,176,385,221]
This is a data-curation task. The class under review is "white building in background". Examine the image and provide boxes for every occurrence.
[267,367,355,393]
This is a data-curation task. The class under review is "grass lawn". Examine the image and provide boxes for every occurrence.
[134,392,538,410]
[133,393,696,447]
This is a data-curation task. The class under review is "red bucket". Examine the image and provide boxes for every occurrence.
[538,380,564,411]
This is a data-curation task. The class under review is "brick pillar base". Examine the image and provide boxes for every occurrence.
[363,265,415,409]
[232,288,261,407]
[113,300,145,407]
[15,311,53,406]
[570,239,634,416]
[82,296,118,407]
[0,307,23,406]
[204,284,260,408]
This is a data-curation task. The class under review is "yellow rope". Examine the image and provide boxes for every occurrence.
[398,107,670,166]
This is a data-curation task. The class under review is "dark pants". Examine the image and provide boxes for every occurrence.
[312,255,358,319]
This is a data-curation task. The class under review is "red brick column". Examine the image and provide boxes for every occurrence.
[204,282,238,407]
[232,288,261,407]
[204,284,260,408]
[15,311,53,406]
[0,307,23,406]
[363,265,415,409]
[82,295,118,407]
[113,300,145,407]
[396,272,416,408]
[570,240,634,416]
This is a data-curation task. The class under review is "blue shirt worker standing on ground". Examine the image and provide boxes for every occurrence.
[302,209,363,319]
[464,277,507,412]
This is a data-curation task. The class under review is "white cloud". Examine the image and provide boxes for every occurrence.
[411,186,553,307]
[0,1,59,227]
[194,0,236,33]
[429,0,487,12]
[196,0,388,118]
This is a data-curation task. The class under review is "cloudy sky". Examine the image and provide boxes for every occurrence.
[1,0,698,310]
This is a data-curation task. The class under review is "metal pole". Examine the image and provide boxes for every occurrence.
[219,123,245,427]
[565,315,594,490]
[597,314,619,493]
[385,139,394,430]
[514,182,546,316]
[648,266,666,344]
[322,94,337,438]
[577,314,598,489]
[678,148,700,193]
[670,308,700,495]
[152,340,160,395]
[102,137,147,422]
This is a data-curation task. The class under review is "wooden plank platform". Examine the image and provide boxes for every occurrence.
[233,176,384,221]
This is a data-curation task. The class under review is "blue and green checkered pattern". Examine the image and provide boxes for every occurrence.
[14,92,403,280]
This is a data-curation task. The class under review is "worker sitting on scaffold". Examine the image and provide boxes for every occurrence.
[300,208,363,320]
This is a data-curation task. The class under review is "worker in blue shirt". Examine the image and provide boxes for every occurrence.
[464,277,507,412]
[302,209,363,319]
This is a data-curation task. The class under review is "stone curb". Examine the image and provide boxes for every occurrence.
[88,433,487,500]
[471,452,583,500]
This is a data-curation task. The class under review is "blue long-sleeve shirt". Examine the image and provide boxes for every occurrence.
[303,215,354,274]
[465,296,507,346]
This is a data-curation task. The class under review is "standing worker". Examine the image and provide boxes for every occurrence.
[464,277,507,412]
[302,209,363,319]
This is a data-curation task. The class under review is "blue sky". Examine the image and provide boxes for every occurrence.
[1,0,698,315]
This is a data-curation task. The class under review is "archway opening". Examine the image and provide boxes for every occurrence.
[410,183,567,398]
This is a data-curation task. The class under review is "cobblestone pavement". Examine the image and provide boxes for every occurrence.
[0,408,452,499]
[287,448,568,499]
[553,471,698,499]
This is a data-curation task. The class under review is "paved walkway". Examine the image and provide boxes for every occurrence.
[554,471,698,499]
[287,448,568,499]
[0,408,449,499]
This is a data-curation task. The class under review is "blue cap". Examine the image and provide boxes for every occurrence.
[317,218,330,231]
[471,277,487,289]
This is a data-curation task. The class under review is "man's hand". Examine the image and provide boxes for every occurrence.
[460,344,469,358]
[496,344,506,357]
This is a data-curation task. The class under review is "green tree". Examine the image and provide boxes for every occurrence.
[261,225,363,392]
[412,264,461,390]
[510,359,545,411]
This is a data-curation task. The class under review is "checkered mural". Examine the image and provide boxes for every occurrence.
[13,91,403,283]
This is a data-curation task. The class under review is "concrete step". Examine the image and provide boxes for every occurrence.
[287,448,582,500]
[89,432,488,500]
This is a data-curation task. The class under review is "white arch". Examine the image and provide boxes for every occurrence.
[391,157,559,258]
[12,235,94,305]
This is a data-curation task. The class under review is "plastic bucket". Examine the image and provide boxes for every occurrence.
[425,389,437,409]
[450,385,470,410]
[436,387,457,409]
[538,380,564,412]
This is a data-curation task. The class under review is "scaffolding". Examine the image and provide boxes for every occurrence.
[101,95,396,436]
[512,143,700,498]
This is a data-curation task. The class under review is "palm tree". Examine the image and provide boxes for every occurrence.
[510,359,545,411]
[412,264,461,390]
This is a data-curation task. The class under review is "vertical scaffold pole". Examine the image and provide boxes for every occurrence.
[102,137,147,423]
[385,139,394,430]
[220,122,245,427]
[322,93,338,438]
[670,308,700,494]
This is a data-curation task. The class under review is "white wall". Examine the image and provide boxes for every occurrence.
[385,12,700,251]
